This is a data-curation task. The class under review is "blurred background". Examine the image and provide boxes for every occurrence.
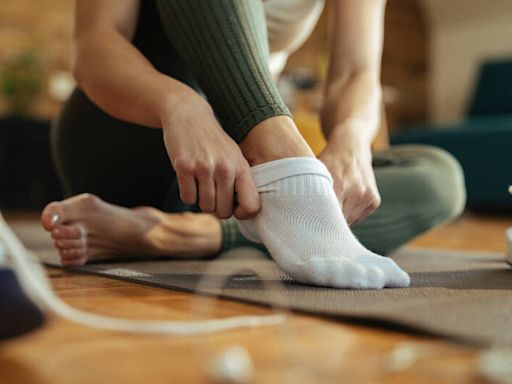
[0,0,511,212]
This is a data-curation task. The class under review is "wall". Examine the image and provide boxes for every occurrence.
[286,0,429,132]
[421,0,512,123]
[0,0,428,131]
[0,0,73,119]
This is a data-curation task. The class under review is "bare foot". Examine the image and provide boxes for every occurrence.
[41,194,222,267]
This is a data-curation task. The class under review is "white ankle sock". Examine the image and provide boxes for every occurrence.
[235,157,410,289]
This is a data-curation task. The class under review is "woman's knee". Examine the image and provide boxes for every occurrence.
[405,145,467,224]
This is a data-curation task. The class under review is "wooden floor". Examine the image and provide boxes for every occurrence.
[2,212,512,384]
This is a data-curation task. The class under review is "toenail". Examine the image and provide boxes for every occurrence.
[51,213,60,226]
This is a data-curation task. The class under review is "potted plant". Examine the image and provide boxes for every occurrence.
[0,51,62,210]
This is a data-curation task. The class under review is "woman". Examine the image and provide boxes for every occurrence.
[41,0,465,289]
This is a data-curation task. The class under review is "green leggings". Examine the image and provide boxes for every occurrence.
[52,0,466,256]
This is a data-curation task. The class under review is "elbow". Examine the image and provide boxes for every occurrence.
[71,37,94,90]
[71,54,87,89]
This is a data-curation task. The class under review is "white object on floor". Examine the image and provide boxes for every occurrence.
[235,157,410,289]
[0,239,6,266]
[478,348,512,384]
[0,213,285,335]
[384,343,421,372]
[506,227,512,265]
[207,345,254,384]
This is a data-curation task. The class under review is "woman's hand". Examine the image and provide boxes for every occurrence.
[318,132,380,226]
[160,93,260,220]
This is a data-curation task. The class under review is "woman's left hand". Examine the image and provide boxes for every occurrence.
[318,134,380,226]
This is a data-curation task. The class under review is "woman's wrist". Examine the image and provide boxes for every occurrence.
[328,118,375,145]
[321,72,382,144]
[157,83,213,131]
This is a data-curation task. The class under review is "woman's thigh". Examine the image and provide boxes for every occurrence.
[52,89,177,209]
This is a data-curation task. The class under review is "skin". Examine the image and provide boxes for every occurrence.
[41,0,387,265]
[319,0,386,225]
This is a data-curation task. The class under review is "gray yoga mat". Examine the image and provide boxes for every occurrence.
[10,221,512,346]
[36,247,512,346]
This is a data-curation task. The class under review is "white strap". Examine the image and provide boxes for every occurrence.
[0,214,285,335]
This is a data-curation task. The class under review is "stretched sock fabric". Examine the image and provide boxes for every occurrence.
[235,157,410,289]
[219,219,268,255]
[156,0,291,142]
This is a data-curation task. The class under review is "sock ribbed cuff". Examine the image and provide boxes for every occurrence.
[249,157,333,188]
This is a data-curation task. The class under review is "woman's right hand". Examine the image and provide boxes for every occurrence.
[160,92,260,220]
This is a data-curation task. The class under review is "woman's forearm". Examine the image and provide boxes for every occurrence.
[321,71,381,145]
[73,29,200,128]
[321,0,386,146]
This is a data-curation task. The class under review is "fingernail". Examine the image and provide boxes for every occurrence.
[51,213,60,226]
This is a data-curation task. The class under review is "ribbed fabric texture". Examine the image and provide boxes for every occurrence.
[235,157,410,289]
[156,0,291,142]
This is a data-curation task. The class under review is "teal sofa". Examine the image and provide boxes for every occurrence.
[391,58,512,211]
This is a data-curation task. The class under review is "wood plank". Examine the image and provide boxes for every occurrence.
[2,212,510,383]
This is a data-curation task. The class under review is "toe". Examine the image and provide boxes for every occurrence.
[51,224,83,240]
[60,248,85,258]
[61,256,87,267]
[41,202,65,231]
[42,193,104,231]
[60,248,87,267]
[54,237,85,250]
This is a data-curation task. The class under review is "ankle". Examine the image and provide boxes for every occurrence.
[239,116,314,166]
[149,212,222,257]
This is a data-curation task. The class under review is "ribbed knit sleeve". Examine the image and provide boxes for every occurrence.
[156,0,291,142]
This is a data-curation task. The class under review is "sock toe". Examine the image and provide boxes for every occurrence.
[387,265,410,288]
[292,258,384,289]
[380,258,410,288]
[373,256,410,288]
[363,265,387,289]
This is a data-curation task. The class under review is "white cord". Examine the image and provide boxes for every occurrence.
[0,214,285,335]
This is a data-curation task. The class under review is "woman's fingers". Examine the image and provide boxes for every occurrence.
[198,172,216,213]
[177,173,197,205]
[234,169,260,220]
[215,166,235,219]
[342,195,358,225]
[347,203,369,226]
[343,190,380,225]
